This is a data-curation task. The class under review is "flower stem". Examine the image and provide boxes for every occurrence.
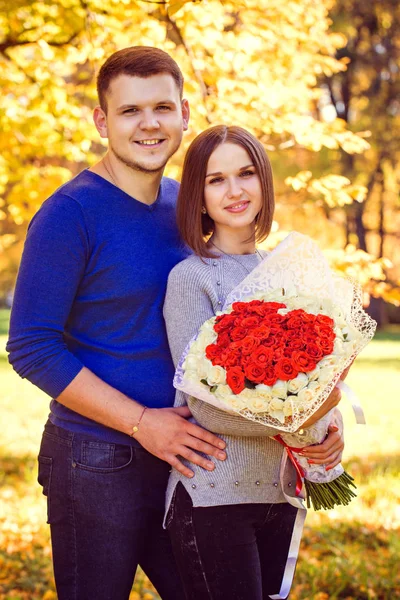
[304,471,357,510]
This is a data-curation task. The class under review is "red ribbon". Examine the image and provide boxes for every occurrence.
[273,435,305,497]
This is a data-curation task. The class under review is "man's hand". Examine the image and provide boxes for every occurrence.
[134,406,227,478]
[299,408,344,470]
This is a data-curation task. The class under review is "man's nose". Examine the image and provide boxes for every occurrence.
[139,110,161,130]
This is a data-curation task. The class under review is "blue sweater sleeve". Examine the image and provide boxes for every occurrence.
[6,193,88,398]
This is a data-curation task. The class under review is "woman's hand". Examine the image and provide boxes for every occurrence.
[299,408,344,469]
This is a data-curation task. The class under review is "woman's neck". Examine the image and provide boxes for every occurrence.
[208,227,256,255]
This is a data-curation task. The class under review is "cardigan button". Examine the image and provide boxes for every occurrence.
[255,481,260,486]
[288,482,292,487]
[192,484,197,489]
[234,481,239,486]
[213,261,218,267]
[217,281,221,285]
[210,483,215,488]
[273,482,278,487]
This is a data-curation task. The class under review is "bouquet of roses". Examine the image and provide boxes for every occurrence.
[174,232,376,510]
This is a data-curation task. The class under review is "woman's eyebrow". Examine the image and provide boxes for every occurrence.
[205,164,254,178]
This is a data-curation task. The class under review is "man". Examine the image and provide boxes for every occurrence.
[7,46,343,599]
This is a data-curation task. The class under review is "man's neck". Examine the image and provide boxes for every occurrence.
[90,153,164,206]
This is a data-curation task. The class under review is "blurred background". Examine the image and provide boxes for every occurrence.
[0,0,399,598]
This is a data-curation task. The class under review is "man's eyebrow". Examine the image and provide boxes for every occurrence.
[205,164,255,178]
[117,100,178,111]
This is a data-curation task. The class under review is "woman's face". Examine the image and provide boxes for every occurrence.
[204,142,262,235]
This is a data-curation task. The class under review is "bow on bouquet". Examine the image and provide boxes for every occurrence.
[174,232,377,511]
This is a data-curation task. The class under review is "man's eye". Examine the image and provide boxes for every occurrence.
[156,105,171,111]
[123,108,138,114]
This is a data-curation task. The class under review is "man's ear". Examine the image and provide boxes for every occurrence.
[181,99,190,132]
[93,106,108,139]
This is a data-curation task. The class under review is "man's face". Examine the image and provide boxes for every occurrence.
[99,73,189,174]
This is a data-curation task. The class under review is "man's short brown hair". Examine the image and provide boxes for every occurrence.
[97,46,184,111]
[177,125,275,258]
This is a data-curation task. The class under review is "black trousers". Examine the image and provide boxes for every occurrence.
[166,482,299,600]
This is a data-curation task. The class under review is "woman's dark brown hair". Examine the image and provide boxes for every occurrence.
[177,125,275,258]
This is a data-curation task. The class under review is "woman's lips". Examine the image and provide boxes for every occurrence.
[224,201,250,213]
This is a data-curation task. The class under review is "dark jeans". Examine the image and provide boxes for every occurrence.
[166,482,298,600]
[38,420,185,600]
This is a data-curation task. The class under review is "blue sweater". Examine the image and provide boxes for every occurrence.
[7,170,188,444]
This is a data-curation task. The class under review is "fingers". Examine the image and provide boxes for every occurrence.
[172,406,192,418]
[187,422,226,451]
[302,431,343,457]
[179,447,216,471]
[182,433,226,461]
[167,454,194,479]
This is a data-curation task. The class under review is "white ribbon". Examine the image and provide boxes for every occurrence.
[268,451,307,600]
[336,380,366,425]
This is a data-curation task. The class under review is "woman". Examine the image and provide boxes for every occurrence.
[163,125,345,600]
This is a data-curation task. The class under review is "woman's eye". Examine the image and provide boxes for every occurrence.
[240,170,255,177]
[209,177,224,184]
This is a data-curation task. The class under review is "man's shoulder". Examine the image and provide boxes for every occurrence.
[160,176,180,204]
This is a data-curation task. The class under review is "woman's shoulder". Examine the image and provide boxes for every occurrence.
[167,254,212,286]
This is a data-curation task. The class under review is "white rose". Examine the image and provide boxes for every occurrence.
[288,373,309,394]
[271,380,288,399]
[318,355,336,368]
[317,365,336,385]
[183,354,201,372]
[268,398,285,423]
[255,383,273,400]
[333,338,344,355]
[308,380,323,396]
[283,397,296,416]
[332,307,347,327]
[307,365,320,381]
[247,396,270,413]
[297,386,314,404]
[206,365,226,386]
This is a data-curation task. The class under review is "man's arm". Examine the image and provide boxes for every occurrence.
[7,196,225,478]
[56,367,226,478]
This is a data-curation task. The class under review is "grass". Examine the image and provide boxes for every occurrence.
[0,308,399,599]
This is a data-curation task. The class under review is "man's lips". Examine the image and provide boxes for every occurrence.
[134,139,166,148]
[224,201,250,213]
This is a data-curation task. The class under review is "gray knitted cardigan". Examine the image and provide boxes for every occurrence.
[163,251,297,515]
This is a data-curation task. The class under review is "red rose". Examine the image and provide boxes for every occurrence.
[226,366,246,394]
[316,338,335,354]
[252,325,271,339]
[231,302,249,314]
[263,364,278,386]
[275,358,299,381]
[305,343,324,361]
[221,349,241,368]
[244,362,266,384]
[240,316,260,328]
[263,313,285,325]
[230,327,248,341]
[239,336,261,355]
[214,315,236,333]
[253,345,274,366]
[285,315,305,330]
[315,314,334,328]
[206,344,221,361]
[291,351,317,373]
[314,324,335,340]
[217,332,231,348]
[263,335,279,348]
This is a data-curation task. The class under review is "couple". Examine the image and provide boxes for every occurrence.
[7,46,345,600]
